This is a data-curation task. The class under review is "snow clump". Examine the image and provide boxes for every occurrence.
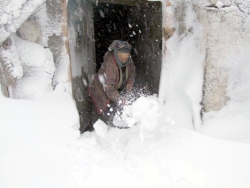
[94,119,108,137]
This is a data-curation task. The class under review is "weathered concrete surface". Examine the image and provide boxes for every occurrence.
[202,4,250,113]
[16,16,42,44]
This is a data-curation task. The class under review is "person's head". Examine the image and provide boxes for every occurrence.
[117,51,130,64]
[116,41,132,64]
[108,40,132,66]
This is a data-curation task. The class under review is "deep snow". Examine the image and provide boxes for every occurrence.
[1,0,250,187]
[0,90,79,188]
[1,93,250,188]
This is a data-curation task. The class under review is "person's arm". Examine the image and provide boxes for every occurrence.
[126,59,136,92]
[103,55,123,104]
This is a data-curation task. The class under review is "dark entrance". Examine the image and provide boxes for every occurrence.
[67,0,162,132]
[93,1,162,94]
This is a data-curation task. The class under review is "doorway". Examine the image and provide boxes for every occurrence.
[67,0,162,132]
[93,1,162,94]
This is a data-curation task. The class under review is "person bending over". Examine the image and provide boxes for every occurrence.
[88,40,135,127]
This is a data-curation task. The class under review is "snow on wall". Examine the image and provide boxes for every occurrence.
[14,35,55,99]
[0,37,23,80]
[159,0,207,131]
[0,36,23,98]
[0,0,45,45]
[33,1,63,47]
[0,0,72,98]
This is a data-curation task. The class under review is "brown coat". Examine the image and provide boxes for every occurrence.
[89,52,135,115]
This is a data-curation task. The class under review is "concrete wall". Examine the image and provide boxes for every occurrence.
[202,3,250,113]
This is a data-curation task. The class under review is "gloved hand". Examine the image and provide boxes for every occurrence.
[126,84,133,92]
[118,97,127,107]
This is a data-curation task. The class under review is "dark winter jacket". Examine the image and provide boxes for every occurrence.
[89,51,135,115]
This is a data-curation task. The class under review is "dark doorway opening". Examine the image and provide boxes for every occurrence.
[68,0,162,132]
[93,1,162,94]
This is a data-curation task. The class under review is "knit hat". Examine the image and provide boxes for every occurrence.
[108,40,132,53]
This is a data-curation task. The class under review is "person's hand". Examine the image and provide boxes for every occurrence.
[126,84,133,92]
[118,97,127,107]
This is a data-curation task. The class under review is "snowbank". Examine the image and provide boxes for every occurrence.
[14,35,55,99]
[1,93,250,188]
[69,106,250,188]
[0,90,79,188]
[159,0,205,131]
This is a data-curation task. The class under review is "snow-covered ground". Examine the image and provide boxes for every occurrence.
[0,90,79,188]
[1,92,250,188]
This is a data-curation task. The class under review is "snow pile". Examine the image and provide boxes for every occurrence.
[113,96,159,131]
[159,94,194,130]
[159,0,205,131]
[202,115,250,141]
[131,96,159,132]
[94,119,108,137]
[202,51,250,142]
[0,90,79,188]
[67,101,250,188]
[14,35,55,99]
[1,92,250,188]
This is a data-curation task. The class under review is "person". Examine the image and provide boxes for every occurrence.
[88,40,135,127]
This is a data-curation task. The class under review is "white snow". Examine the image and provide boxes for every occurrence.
[202,115,250,141]
[0,90,79,188]
[2,90,250,188]
[15,36,54,71]
[93,119,108,137]
[215,1,224,8]
[0,0,46,44]
[1,0,250,188]
[0,36,23,79]
[159,1,205,131]
[15,35,55,99]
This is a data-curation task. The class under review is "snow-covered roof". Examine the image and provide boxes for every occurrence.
[0,0,45,45]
